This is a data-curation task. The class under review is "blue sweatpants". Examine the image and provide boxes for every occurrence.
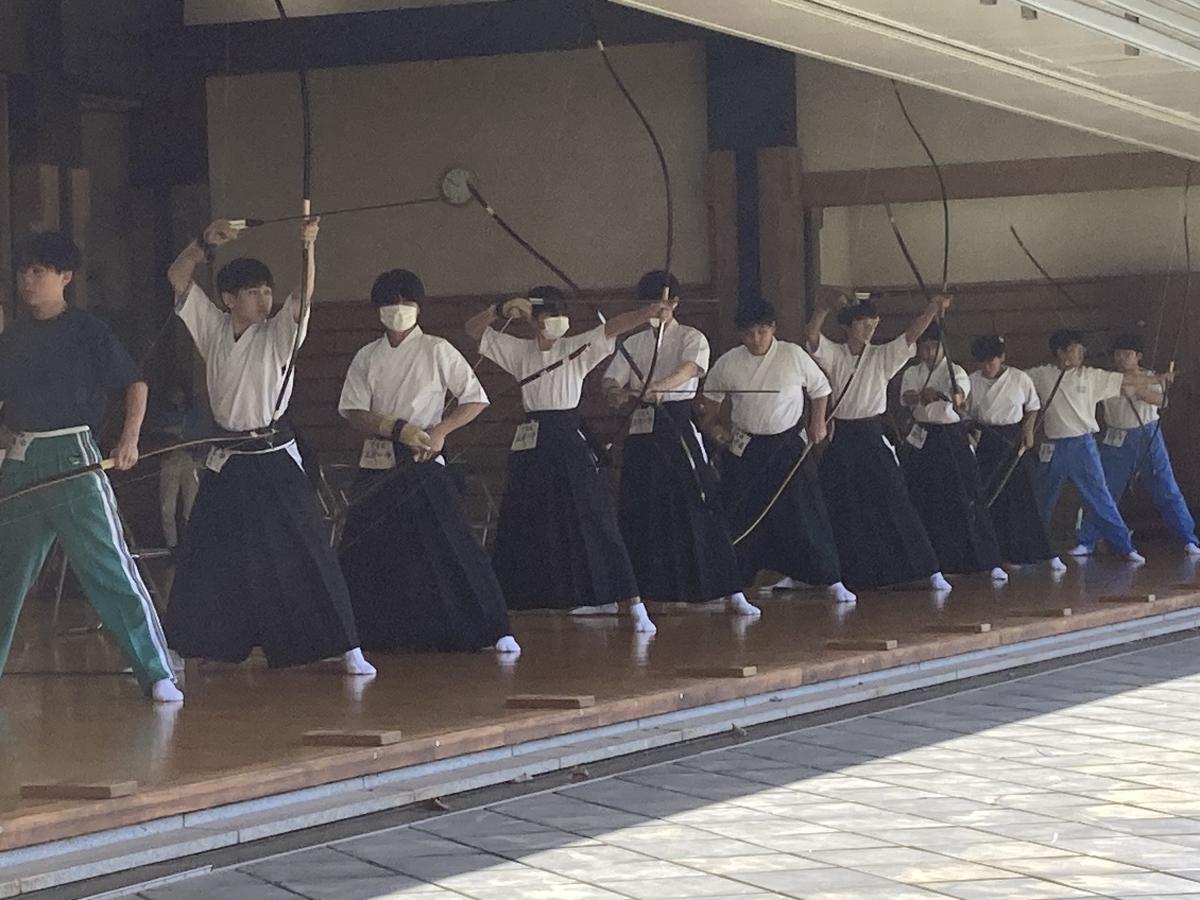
[1033,434,1134,555]
[1078,424,1197,548]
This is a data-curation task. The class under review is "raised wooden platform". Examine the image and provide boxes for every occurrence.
[2,545,1198,855]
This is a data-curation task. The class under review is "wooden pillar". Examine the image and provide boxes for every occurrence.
[63,167,89,307]
[706,150,738,353]
[11,163,60,235]
[0,76,11,328]
[758,146,806,343]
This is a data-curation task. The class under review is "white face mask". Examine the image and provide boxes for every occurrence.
[649,318,661,329]
[379,303,418,333]
[541,315,570,340]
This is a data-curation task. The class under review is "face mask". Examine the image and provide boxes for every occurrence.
[379,303,418,332]
[649,318,661,329]
[541,315,569,340]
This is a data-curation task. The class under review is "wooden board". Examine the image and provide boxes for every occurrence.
[926,623,992,634]
[301,730,403,748]
[1099,594,1156,604]
[825,639,898,651]
[506,695,595,710]
[21,781,137,800]
[1010,608,1073,618]
[677,665,758,678]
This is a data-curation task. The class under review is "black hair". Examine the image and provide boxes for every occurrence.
[1049,328,1085,353]
[217,257,274,296]
[528,285,566,318]
[636,270,680,301]
[971,334,1006,362]
[16,231,82,273]
[735,299,777,330]
[370,269,425,307]
[917,322,943,344]
[836,300,879,327]
[1109,332,1143,354]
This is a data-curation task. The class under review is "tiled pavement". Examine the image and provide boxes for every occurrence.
[121,637,1200,900]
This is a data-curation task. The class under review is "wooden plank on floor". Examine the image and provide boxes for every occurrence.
[677,665,758,678]
[301,730,404,748]
[926,623,992,634]
[506,695,595,710]
[1099,594,1156,604]
[1010,608,1073,618]
[825,639,898,651]
[21,781,137,801]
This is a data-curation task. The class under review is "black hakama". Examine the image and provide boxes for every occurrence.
[493,409,639,610]
[338,461,512,652]
[819,416,941,590]
[902,421,1002,574]
[165,443,359,666]
[617,400,742,602]
[720,427,842,587]
[975,423,1055,565]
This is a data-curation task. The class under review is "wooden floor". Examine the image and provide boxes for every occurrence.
[3,544,1199,852]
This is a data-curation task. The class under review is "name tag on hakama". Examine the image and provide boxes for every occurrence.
[205,447,231,473]
[8,434,31,463]
[1038,442,1055,463]
[906,424,928,449]
[630,407,655,435]
[729,429,751,458]
[1102,428,1126,448]
[359,438,397,470]
[511,421,540,452]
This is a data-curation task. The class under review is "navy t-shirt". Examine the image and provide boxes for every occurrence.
[0,306,142,432]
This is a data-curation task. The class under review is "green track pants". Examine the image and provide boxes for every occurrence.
[0,428,174,692]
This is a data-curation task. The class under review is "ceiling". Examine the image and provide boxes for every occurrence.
[610,0,1200,159]
[184,0,492,25]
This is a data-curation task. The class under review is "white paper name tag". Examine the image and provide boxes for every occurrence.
[8,434,31,463]
[1102,428,1126,448]
[511,421,540,452]
[205,447,231,473]
[630,407,655,435]
[1038,442,1055,463]
[729,428,751,458]
[359,437,396,470]
[906,424,928,450]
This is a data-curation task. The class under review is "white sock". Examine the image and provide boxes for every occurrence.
[342,647,377,676]
[1067,543,1092,557]
[151,679,184,703]
[495,635,521,654]
[990,566,1009,583]
[629,602,657,634]
[827,582,856,603]
[570,602,619,615]
[726,592,762,617]
[930,572,953,592]
[1048,556,1068,572]
[1186,542,1200,557]
[1125,550,1146,564]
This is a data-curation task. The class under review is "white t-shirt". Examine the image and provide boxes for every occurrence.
[968,367,1040,426]
[1028,364,1124,439]
[1101,371,1161,429]
[603,319,709,400]
[901,360,971,425]
[480,323,615,412]
[339,326,488,430]
[704,339,832,435]
[176,283,309,432]
[812,333,915,420]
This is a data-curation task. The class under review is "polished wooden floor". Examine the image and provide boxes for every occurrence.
[2,544,1198,851]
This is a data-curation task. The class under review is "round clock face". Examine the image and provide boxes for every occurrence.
[439,166,476,206]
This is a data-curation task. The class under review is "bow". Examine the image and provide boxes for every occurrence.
[268,0,313,427]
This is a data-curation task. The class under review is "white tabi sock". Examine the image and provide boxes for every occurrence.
[726,592,762,617]
[990,567,1009,583]
[1048,556,1068,572]
[1186,543,1200,557]
[495,635,522,654]
[1067,543,1093,557]
[1125,550,1146,564]
[628,602,657,634]
[827,582,856,604]
[570,602,619,615]
[929,572,953,592]
[151,679,184,704]
[342,647,377,676]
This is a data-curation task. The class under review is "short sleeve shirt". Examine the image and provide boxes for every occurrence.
[901,361,972,425]
[480,323,615,412]
[812,333,914,420]
[603,320,710,400]
[1027,364,1123,439]
[968,367,1040,426]
[0,306,141,432]
[704,339,832,435]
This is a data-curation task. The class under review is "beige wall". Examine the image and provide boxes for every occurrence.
[206,41,709,302]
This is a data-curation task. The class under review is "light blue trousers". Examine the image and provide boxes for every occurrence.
[1033,434,1134,555]
[1078,424,1197,548]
